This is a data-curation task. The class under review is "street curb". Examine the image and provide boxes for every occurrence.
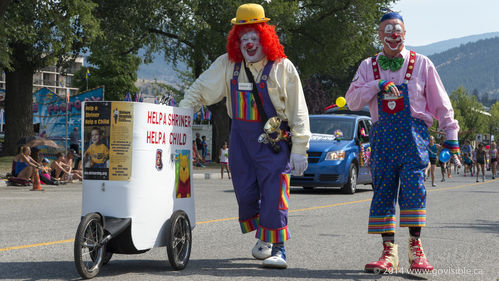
[0,174,220,185]
[192,172,222,180]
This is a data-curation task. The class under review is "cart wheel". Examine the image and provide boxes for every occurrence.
[74,213,105,279]
[166,210,192,270]
[102,250,113,265]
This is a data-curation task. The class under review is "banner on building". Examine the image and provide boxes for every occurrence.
[33,87,104,145]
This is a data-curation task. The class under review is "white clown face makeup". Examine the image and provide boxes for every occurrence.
[379,19,406,55]
[240,30,265,63]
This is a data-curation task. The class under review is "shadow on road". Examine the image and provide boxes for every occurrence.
[434,220,499,235]
[101,257,382,280]
[0,257,432,280]
[290,187,372,195]
[466,190,499,194]
[222,188,372,195]
[223,187,372,195]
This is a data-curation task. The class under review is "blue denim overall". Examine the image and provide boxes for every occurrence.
[368,51,430,234]
[229,61,292,243]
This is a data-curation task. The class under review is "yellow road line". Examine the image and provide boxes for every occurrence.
[0,180,492,252]
[290,198,372,213]
[0,239,74,252]
[197,216,238,224]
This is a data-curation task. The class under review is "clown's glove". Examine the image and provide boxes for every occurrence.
[290,153,308,176]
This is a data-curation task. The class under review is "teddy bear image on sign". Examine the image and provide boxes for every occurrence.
[175,150,191,198]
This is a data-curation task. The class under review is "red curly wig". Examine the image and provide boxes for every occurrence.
[226,22,286,63]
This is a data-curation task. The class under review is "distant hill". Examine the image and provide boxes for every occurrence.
[135,50,188,95]
[136,50,187,86]
[428,36,499,101]
[407,32,499,56]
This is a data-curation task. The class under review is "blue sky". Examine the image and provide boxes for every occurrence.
[391,0,499,46]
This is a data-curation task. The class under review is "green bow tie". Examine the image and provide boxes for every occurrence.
[378,55,404,71]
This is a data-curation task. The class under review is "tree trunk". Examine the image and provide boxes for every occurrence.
[208,100,230,163]
[0,0,11,17]
[3,44,35,155]
[191,36,231,163]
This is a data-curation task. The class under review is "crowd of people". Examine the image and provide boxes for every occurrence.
[426,139,498,185]
[12,145,83,185]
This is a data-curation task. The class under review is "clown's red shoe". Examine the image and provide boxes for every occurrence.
[365,241,399,274]
[408,237,434,272]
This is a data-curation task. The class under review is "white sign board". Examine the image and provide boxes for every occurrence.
[476,134,483,143]
[81,102,194,250]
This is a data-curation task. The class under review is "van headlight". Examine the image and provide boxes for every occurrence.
[325,150,345,161]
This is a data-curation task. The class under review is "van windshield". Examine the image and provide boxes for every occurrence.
[309,117,354,140]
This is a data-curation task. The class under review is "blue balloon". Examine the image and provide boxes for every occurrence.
[439,149,451,163]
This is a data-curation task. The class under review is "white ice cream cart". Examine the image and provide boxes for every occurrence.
[74,101,194,279]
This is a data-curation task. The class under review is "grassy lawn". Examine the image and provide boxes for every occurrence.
[0,156,14,176]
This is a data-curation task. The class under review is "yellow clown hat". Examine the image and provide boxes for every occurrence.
[231,3,270,25]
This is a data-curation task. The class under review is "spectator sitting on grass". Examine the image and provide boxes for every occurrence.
[50,152,72,182]
[15,145,42,181]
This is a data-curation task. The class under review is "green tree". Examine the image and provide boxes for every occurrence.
[488,101,499,140]
[72,0,168,100]
[72,52,141,101]
[282,0,393,112]
[1,0,100,155]
[284,0,392,78]
[449,86,488,141]
[0,0,10,17]
[0,0,11,66]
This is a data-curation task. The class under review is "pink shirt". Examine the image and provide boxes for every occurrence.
[346,48,459,140]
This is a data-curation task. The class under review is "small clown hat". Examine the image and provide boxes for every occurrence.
[231,3,270,25]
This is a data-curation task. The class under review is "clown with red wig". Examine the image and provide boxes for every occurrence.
[180,3,310,269]
[346,12,461,274]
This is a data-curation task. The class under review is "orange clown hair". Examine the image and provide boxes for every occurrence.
[226,22,286,62]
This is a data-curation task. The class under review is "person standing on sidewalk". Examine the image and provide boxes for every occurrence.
[346,11,460,273]
[69,127,80,152]
[219,141,231,179]
[427,136,439,187]
[476,143,487,182]
[461,140,473,177]
[201,135,208,163]
[180,3,310,269]
[195,133,204,164]
[489,142,497,179]
[192,140,205,168]
[439,140,448,182]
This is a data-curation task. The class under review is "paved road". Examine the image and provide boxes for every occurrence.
[0,172,498,281]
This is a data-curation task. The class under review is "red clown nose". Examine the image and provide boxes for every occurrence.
[391,33,400,39]
[246,42,254,49]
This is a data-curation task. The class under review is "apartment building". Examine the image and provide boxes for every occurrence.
[0,56,84,97]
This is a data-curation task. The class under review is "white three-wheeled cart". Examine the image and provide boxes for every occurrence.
[74,101,194,279]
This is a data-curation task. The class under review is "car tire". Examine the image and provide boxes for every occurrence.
[341,164,357,194]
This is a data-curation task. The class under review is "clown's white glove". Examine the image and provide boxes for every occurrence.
[290,153,308,176]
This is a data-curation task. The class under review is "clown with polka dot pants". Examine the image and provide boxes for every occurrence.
[346,12,460,273]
